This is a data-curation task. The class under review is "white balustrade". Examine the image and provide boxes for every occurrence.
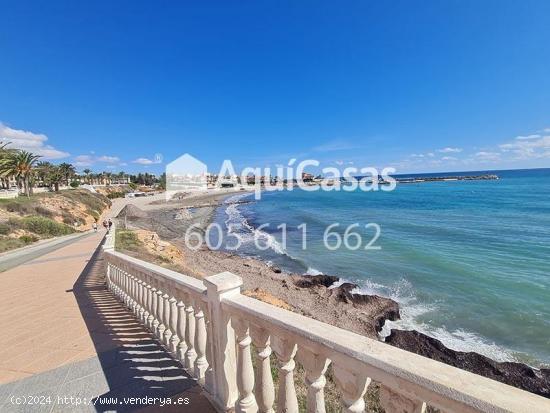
[103,246,550,413]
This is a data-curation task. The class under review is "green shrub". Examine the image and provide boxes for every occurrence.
[87,209,100,221]
[0,236,25,253]
[107,191,126,199]
[35,206,54,217]
[70,181,80,188]
[115,229,143,252]
[19,234,39,244]
[20,216,75,237]
[0,223,10,235]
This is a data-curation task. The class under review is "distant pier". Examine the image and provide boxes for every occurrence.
[394,174,499,184]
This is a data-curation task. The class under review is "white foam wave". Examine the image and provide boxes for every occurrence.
[223,195,287,256]
[352,277,516,362]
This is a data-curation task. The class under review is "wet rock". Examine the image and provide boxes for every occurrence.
[293,274,340,288]
[386,329,550,398]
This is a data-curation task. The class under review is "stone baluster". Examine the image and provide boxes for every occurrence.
[124,272,131,308]
[204,272,241,412]
[133,275,141,316]
[332,365,370,413]
[115,267,122,299]
[169,296,179,354]
[379,385,426,413]
[184,296,197,371]
[272,336,299,413]
[233,318,258,413]
[150,286,159,334]
[136,279,145,320]
[129,275,137,313]
[156,287,166,340]
[176,300,188,361]
[250,325,275,413]
[162,292,172,346]
[145,283,154,329]
[115,267,122,300]
[141,279,150,324]
[296,349,330,413]
[203,303,216,395]
[124,271,129,303]
[106,263,113,292]
[194,302,209,384]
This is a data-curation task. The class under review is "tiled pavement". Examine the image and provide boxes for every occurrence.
[0,232,214,412]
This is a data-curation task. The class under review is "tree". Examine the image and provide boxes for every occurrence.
[0,150,41,196]
[58,163,76,185]
[82,169,92,184]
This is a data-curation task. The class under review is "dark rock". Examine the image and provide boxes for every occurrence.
[270,265,282,273]
[293,274,340,288]
[328,283,400,331]
[386,329,550,398]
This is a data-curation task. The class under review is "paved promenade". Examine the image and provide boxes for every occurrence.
[0,231,214,412]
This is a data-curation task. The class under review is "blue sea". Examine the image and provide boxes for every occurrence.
[212,168,550,367]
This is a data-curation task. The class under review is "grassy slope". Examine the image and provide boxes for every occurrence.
[0,189,111,253]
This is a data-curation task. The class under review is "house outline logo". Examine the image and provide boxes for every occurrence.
[165,153,208,201]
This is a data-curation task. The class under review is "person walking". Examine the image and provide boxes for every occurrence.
[108,219,113,232]
[92,222,98,232]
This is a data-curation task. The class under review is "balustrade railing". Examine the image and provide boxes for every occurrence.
[103,238,550,413]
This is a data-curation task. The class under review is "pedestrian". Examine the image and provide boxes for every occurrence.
[103,220,108,231]
[108,219,113,232]
[92,222,98,232]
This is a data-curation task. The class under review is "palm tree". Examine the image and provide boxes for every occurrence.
[0,143,14,189]
[58,162,76,186]
[82,168,92,184]
[0,150,41,196]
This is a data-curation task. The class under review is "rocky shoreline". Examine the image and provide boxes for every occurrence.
[116,192,550,398]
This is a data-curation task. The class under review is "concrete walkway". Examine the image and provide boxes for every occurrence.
[0,232,214,412]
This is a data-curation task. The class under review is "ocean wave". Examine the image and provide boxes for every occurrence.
[352,277,516,362]
[223,195,288,257]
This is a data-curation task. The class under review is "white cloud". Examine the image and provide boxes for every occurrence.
[74,155,94,167]
[98,155,120,163]
[438,147,463,153]
[0,122,69,159]
[475,151,501,161]
[74,154,122,167]
[441,156,458,161]
[499,135,550,159]
[515,134,540,140]
[132,157,160,165]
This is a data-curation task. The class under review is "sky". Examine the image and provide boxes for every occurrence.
[1,0,549,175]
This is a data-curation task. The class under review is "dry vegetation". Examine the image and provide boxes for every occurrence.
[0,189,111,253]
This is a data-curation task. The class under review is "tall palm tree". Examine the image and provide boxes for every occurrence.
[0,150,41,196]
[58,162,76,186]
[82,168,92,184]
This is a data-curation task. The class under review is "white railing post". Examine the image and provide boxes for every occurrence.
[169,296,179,354]
[176,300,188,361]
[249,325,275,413]
[296,349,330,413]
[272,336,299,413]
[204,272,242,412]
